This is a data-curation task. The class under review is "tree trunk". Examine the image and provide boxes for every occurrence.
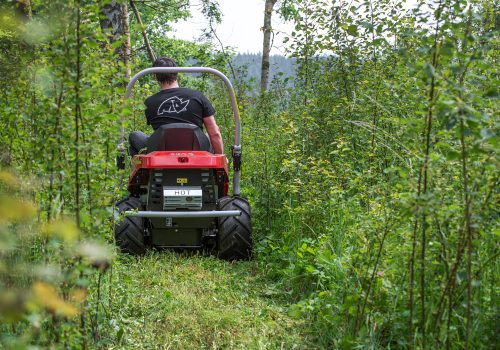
[99,0,131,73]
[99,1,131,152]
[100,1,125,44]
[15,0,32,20]
[121,2,131,80]
[260,0,277,92]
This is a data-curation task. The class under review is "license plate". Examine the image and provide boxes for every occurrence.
[163,188,202,197]
[163,186,203,210]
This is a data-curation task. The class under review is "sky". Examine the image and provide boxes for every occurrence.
[169,0,294,55]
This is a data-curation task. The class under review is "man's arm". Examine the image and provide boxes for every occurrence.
[203,116,224,154]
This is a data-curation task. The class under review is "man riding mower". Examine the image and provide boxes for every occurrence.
[114,62,252,260]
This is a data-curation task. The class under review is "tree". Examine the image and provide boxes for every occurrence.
[260,0,278,92]
[99,0,131,79]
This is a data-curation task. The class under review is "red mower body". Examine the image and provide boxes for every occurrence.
[128,151,229,196]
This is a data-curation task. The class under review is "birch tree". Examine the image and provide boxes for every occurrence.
[260,0,278,92]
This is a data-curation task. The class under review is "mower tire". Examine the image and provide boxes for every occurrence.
[217,196,252,260]
[114,197,146,255]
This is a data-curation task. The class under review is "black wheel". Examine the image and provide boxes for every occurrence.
[114,197,146,255]
[217,196,252,260]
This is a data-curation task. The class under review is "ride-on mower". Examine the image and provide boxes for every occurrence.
[114,67,252,260]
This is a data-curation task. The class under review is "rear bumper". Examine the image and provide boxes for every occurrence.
[125,210,241,218]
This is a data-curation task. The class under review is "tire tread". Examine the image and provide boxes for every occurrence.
[217,196,252,260]
[114,197,146,255]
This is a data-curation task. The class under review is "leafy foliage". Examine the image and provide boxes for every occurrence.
[1,0,498,348]
[246,0,499,348]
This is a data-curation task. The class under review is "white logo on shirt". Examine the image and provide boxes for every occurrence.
[157,96,190,115]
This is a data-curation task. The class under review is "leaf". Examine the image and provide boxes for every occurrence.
[483,88,498,98]
[0,196,37,223]
[41,219,80,242]
[71,289,87,304]
[0,171,18,188]
[31,282,78,317]
[288,305,302,318]
[480,128,495,139]
[423,63,435,78]
[117,327,125,342]
[444,150,461,160]
[347,25,358,37]
[372,38,387,46]
[359,21,373,30]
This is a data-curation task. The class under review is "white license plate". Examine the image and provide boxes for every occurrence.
[163,187,202,197]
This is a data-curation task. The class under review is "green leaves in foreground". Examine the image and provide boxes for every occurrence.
[0,169,114,347]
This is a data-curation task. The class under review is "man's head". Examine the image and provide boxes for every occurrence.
[153,57,177,84]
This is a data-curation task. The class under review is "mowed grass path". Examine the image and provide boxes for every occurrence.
[105,251,313,349]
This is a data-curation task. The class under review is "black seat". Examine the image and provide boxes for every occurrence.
[146,123,212,153]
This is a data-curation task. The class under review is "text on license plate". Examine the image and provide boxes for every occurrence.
[163,187,202,197]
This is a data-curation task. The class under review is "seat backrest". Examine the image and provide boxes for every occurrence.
[146,123,211,152]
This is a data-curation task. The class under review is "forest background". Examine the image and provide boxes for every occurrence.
[0,0,498,349]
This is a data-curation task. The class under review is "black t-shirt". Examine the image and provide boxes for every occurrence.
[144,87,216,130]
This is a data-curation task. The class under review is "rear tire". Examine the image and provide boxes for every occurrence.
[114,197,146,255]
[217,196,252,260]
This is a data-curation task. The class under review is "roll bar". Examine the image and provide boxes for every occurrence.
[124,67,242,196]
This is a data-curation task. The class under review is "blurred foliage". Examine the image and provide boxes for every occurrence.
[0,169,113,347]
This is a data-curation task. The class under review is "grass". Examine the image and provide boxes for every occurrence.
[97,251,315,349]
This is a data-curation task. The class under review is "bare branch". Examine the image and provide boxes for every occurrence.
[130,0,157,63]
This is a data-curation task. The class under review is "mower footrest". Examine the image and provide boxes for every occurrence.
[125,210,241,218]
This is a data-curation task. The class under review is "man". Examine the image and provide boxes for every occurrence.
[129,57,224,155]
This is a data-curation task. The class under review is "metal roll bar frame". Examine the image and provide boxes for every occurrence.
[123,67,242,196]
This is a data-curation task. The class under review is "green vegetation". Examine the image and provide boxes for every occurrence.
[1,0,498,349]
